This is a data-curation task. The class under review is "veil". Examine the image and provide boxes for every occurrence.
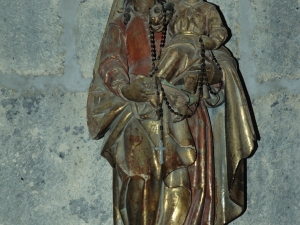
[87,0,129,140]
[93,0,124,76]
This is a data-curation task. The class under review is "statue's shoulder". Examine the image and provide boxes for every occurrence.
[110,14,124,27]
[107,14,127,34]
[171,1,216,13]
[197,1,216,12]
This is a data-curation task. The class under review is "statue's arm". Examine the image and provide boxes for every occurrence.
[99,22,155,103]
[207,6,228,49]
[98,23,130,99]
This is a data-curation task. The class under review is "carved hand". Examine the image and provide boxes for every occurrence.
[201,35,218,50]
[121,76,157,103]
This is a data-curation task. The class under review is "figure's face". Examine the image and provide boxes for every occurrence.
[150,4,163,25]
[132,0,155,12]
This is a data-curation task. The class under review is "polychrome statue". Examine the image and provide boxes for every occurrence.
[87,0,257,224]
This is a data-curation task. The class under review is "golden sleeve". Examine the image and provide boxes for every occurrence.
[207,6,228,49]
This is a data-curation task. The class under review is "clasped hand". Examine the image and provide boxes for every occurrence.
[200,35,218,50]
[121,76,160,106]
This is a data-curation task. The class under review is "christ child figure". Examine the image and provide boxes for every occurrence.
[149,0,227,121]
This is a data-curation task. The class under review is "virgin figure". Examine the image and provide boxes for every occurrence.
[87,0,257,224]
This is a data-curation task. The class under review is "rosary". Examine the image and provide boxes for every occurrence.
[148,3,222,164]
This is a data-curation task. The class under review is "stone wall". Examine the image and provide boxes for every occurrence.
[0,0,299,224]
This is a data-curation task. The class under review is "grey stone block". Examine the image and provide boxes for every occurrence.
[0,89,113,225]
[250,0,300,82]
[0,0,64,76]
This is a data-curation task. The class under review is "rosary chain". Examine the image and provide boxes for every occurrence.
[149,6,223,120]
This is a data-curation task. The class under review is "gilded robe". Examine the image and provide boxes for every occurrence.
[87,1,256,224]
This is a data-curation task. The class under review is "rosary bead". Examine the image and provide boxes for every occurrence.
[148,6,171,113]
[175,112,179,115]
